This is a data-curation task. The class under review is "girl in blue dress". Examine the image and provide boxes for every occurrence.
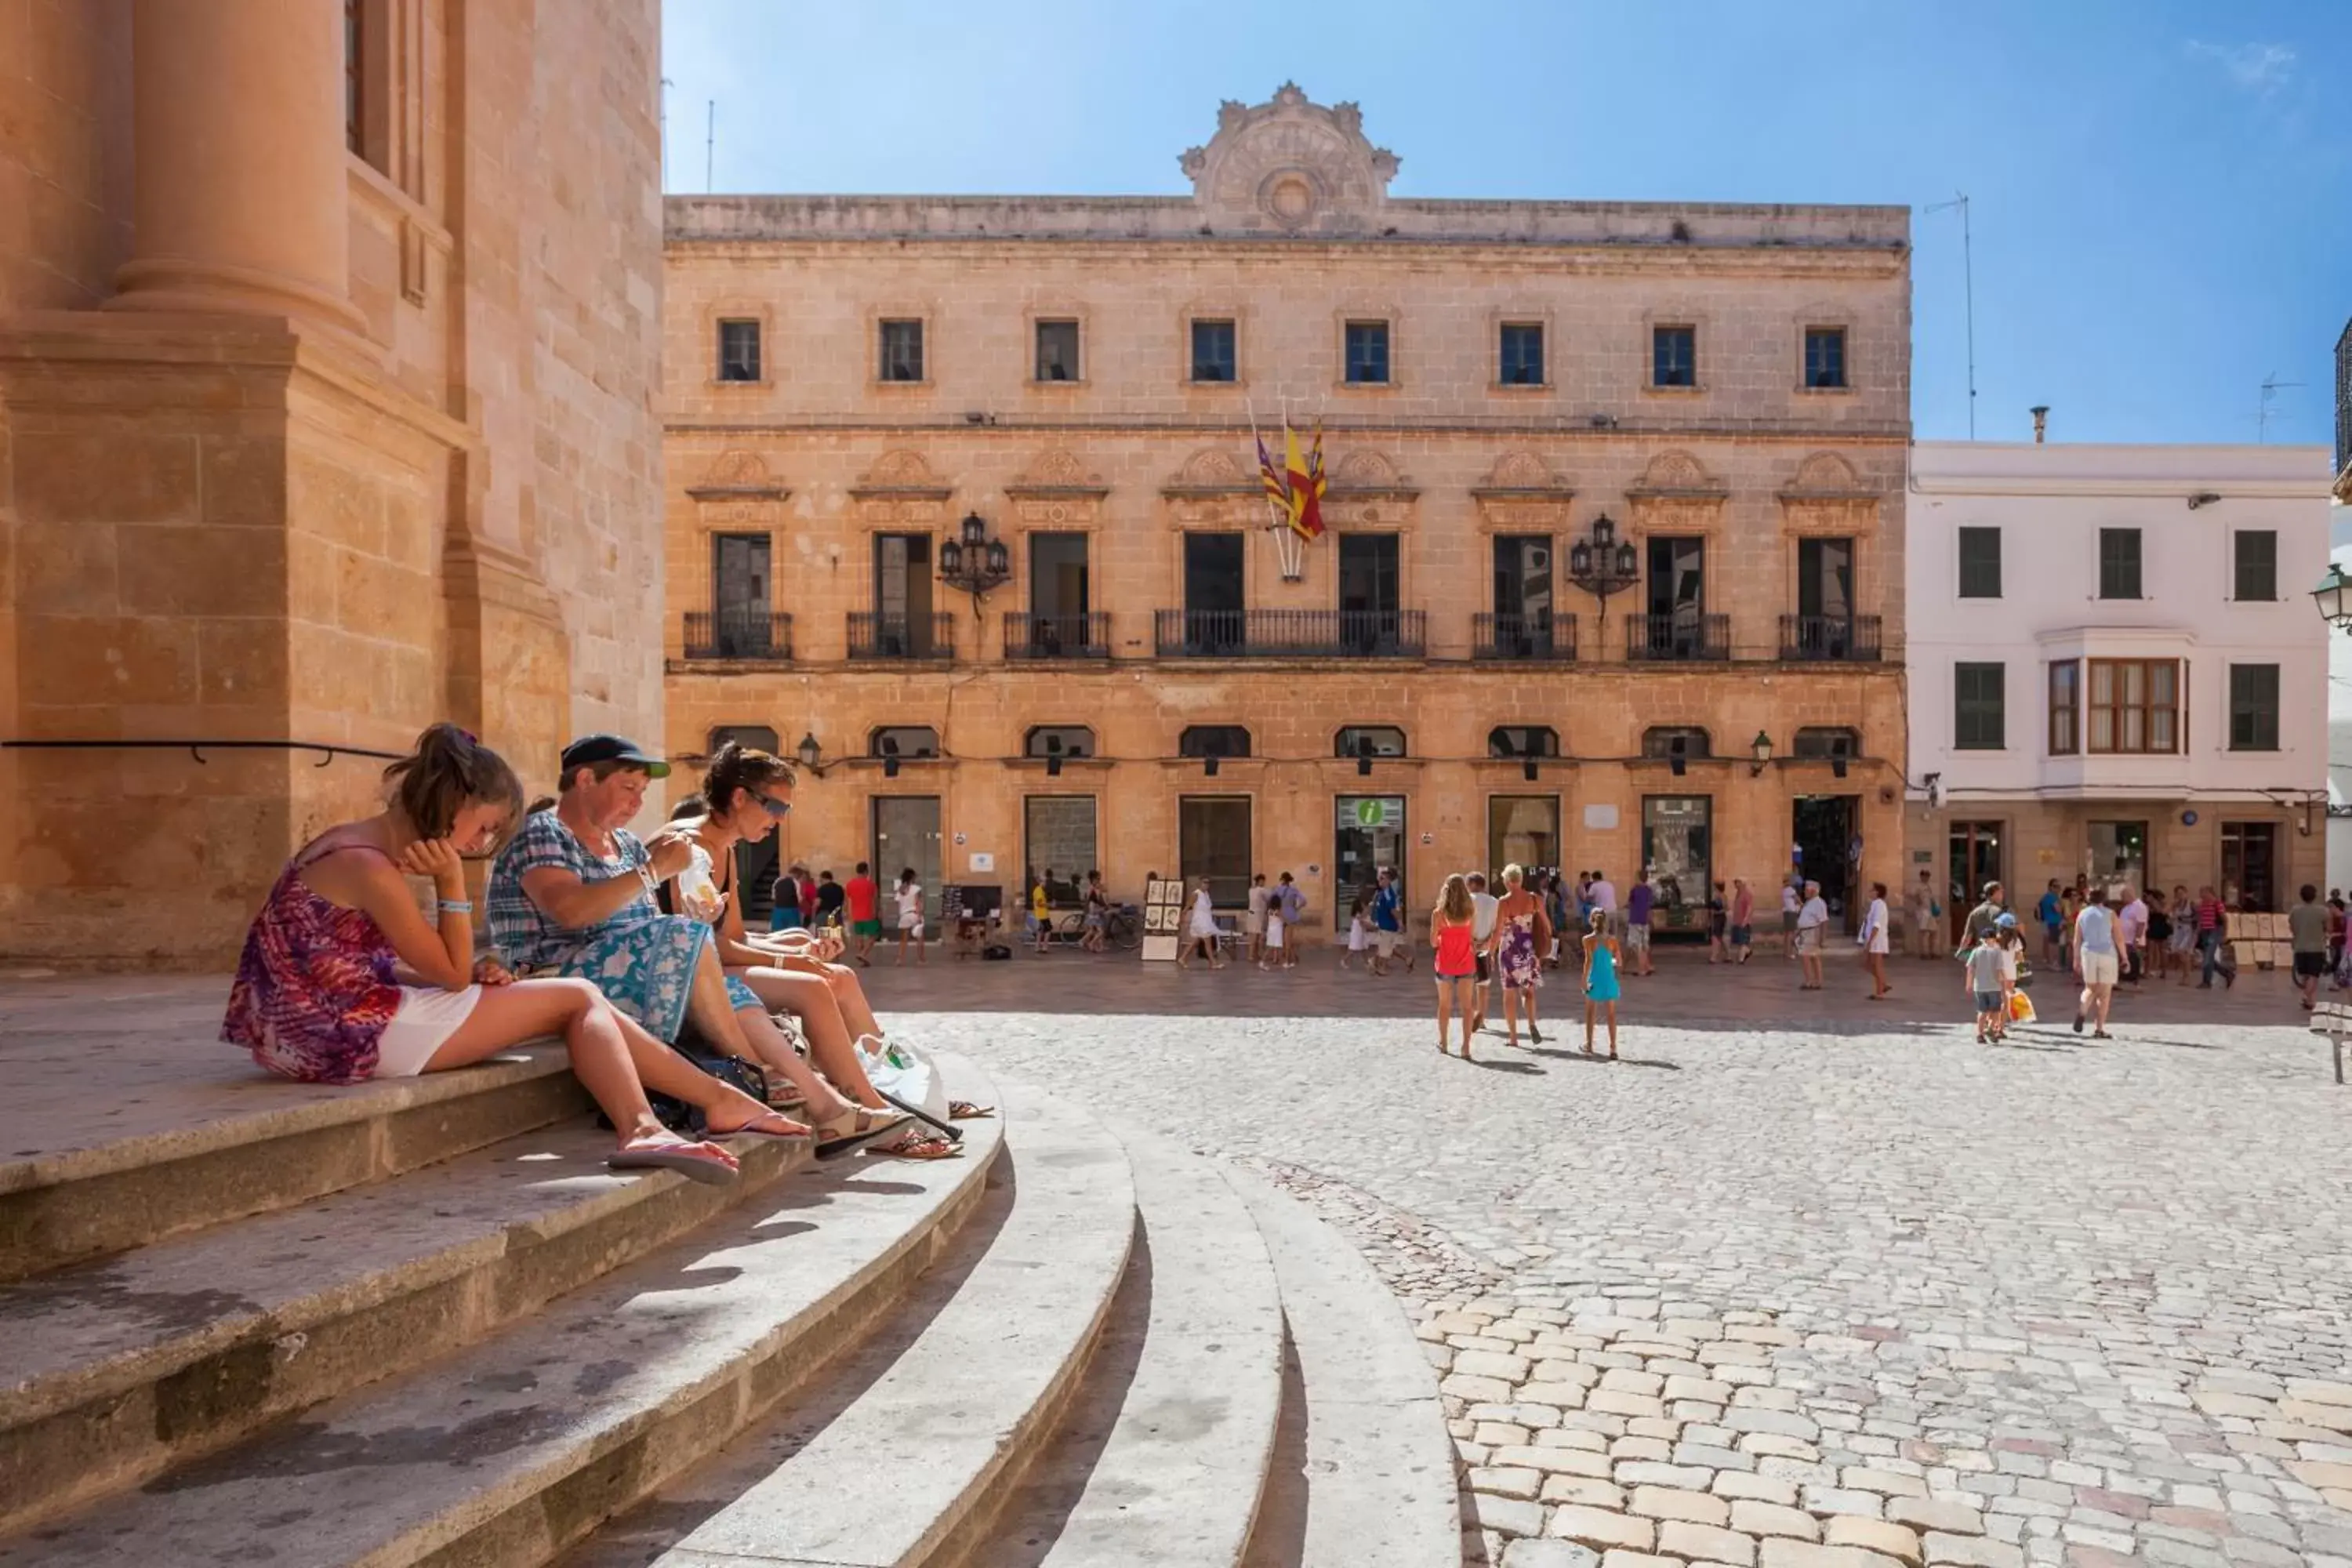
[1582,907,1622,1060]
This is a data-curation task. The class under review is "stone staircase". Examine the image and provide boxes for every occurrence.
[0,1045,1457,1566]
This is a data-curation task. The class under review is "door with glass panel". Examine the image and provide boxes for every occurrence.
[1492,536,1556,655]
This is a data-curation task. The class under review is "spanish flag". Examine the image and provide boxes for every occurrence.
[1285,422,1327,541]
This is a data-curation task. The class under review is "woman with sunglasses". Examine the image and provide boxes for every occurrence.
[664,742,960,1160]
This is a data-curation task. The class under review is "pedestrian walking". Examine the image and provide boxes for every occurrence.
[2169,883,2198,983]
[1860,880,1892,999]
[1028,869,1053,954]
[2035,880,2063,969]
[1730,877,1755,964]
[1081,870,1109,953]
[1244,873,1269,966]
[1493,863,1550,1047]
[2193,884,2230,989]
[1780,878,1802,959]
[2118,886,2148,985]
[1432,873,1479,1058]
[2290,884,2329,1011]
[1588,869,1621,941]
[1795,880,1830,990]
[814,869,846,934]
[844,862,881,967]
[1178,877,1225,970]
[2073,888,2118,1037]
[2144,889,2172,980]
[771,864,806,933]
[1261,871,1290,971]
[1907,869,1938,960]
[892,867,927,966]
[1705,880,1729,964]
[1369,866,1408,976]
[1624,871,1656,977]
[1468,872,1499,1029]
[1342,892,1369,969]
[1581,908,1621,1059]
[1277,872,1305,968]
[1966,925,2009,1044]
[1962,881,2006,948]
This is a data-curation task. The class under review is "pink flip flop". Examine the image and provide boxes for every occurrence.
[608,1136,739,1186]
[709,1110,815,1143]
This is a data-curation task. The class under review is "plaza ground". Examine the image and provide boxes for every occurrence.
[6,949,2345,1567]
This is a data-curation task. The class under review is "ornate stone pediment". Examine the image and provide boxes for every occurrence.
[1628,448,1727,498]
[1179,84,1399,235]
[1472,450,1575,527]
[1161,447,1263,526]
[848,449,952,525]
[1006,448,1109,525]
[1323,448,1419,528]
[1626,448,1729,535]
[685,448,789,503]
[1778,450,1880,533]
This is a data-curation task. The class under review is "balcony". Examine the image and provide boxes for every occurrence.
[1002,611,1112,660]
[847,612,954,662]
[681,610,792,662]
[1473,612,1577,662]
[1154,608,1427,659]
[1778,614,1883,662]
[1625,612,1730,662]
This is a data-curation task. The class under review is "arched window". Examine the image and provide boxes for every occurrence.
[869,725,940,759]
[1792,726,1861,759]
[709,725,779,757]
[1178,725,1251,759]
[1642,726,1711,760]
[1025,725,1096,759]
[1334,725,1406,758]
[1490,726,1560,760]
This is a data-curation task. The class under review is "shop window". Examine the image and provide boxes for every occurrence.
[1179,725,1250,758]
[1642,726,1711,759]
[1334,725,1406,758]
[1791,727,1860,759]
[869,726,939,758]
[1489,726,1559,759]
[1025,725,1096,759]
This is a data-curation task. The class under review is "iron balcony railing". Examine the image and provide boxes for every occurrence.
[1473,611,1577,662]
[1002,611,1112,660]
[1778,614,1883,662]
[1154,608,1427,659]
[681,610,793,661]
[1625,612,1731,662]
[847,612,954,661]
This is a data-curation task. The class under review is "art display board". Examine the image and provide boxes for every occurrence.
[1141,875,1187,962]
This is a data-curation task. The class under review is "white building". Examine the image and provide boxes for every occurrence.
[1906,441,2332,921]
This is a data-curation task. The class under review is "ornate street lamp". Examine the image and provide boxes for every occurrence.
[2314,563,2352,633]
[1567,511,1642,645]
[795,732,823,773]
[1749,730,1774,778]
[938,510,1011,618]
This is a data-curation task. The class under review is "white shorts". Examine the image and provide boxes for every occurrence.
[1244,911,1265,935]
[376,984,483,1077]
[2080,950,2119,987]
[1374,930,1400,958]
[1265,915,1285,949]
[898,913,923,933]
[1867,931,1889,955]
[1625,924,1651,951]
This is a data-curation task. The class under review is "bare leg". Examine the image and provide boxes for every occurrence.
[1503,987,1521,1047]
[731,966,888,1109]
[1435,981,1452,1052]
[1584,999,1595,1053]
[1606,1001,1618,1057]
[818,962,886,1040]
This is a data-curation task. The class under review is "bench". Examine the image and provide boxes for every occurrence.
[2310,1000,2351,1084]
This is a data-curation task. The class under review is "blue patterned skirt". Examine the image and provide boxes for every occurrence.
[554,914,760,1043]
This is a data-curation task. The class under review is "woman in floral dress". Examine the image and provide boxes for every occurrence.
[1490,863,1552,1048]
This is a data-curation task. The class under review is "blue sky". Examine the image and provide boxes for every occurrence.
[661,1,2349,452]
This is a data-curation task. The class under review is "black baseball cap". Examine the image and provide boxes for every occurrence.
[560,733,671,779]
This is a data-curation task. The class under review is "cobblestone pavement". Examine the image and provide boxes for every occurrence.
[862,949,2352,1568]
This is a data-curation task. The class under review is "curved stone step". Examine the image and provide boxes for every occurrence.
[1227,1171,1461,1568]
[0,1112,815,1535]
[0,1059,1004,1568]
[563,1079,1134,1568]
[0,1034,586,1283]
[970,1127,1287,1568]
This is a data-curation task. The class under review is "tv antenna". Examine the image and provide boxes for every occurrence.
[2258,372,2303,444]
[1926,193,1976,439]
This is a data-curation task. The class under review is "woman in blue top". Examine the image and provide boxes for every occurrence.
[1582,907,1622,1060]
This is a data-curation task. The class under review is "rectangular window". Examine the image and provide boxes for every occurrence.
[1957,527,2002,598]
[1179,796,1253,909]
[1797,537,1854,622]
[2048,659,2079,755]
[1344,320,1390,384]
[1492,535,1553,620]
[2098,528,2142,599]
[716,319,761,383]
[1498,322,1544,386]
[2229,663,2281,751]
[2233,531,2278,601]
[1034,319,1080,383]
[2085,659,2180,754]
[1488,796,1562,879]
[1024,797,1098,896]
[1652,325,1696,388]
[879,318,925,383]
[710,533,772,656]
[1189,318,1236,383]
[1803,327,1847,389]
[1334,795,1407,909]
[1955,662,2005,750]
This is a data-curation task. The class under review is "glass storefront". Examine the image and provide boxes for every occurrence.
[1641,795,1712,931]
[1178,796,1253,908]
[1024,796,1098,904]
[1487,795,1561,881]
[2085,819,2147,898]
[1334,794,1407,911]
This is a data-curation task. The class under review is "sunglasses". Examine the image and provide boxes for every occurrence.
[753,791,792,818]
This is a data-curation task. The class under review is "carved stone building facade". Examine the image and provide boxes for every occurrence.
[2,0,665,965]
[664,86,1913,935]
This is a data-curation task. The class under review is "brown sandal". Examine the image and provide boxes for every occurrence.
[872,1131,961,1160]
[948,1101,995,1120]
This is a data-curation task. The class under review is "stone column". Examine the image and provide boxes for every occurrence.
[107,0,365,335]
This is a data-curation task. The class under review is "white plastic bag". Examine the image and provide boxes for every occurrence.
[855,1038,951,1127]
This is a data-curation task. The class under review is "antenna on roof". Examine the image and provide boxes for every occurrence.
[1926,193,1976,440]
[2259,372,2303,444]
[706,100,717,194]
